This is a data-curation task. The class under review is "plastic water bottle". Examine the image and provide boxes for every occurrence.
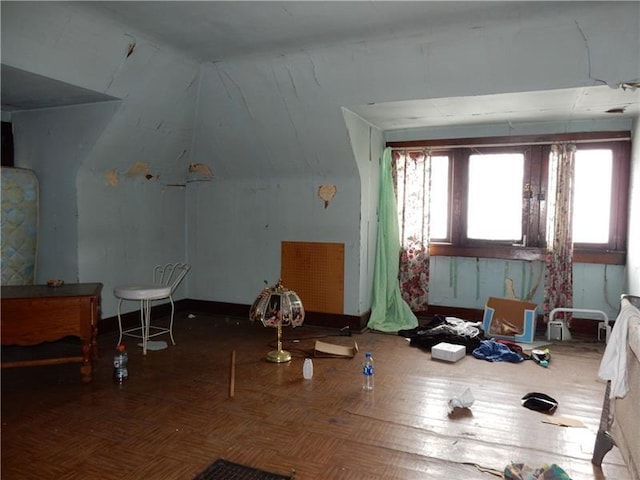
[303,358,313,379]
[362,352,374,391]
[113,344,128,383]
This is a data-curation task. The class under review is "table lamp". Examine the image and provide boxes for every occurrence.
[249,279,305,363]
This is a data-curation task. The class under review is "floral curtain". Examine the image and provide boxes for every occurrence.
[392,149,431,313]
[543,143,576,321]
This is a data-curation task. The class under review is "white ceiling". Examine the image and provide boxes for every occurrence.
[349,85,640,130]
[78,1,535,63]
[2,1,638,129]
[1,65,117,112]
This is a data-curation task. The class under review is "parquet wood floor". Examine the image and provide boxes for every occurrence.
[0,313,631,479]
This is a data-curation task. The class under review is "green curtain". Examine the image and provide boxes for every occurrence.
[367,147,419,332]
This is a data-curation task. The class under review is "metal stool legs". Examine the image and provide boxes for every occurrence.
[116,296,175,355]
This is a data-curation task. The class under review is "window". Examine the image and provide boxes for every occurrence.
[572,149,612,244]
[389,132,630,264]
[467,152,524,241]
[428,155,449,240]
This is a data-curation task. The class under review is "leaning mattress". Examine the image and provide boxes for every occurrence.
[1,167,39,285]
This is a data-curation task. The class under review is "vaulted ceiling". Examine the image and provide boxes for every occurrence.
[2,1,638,129]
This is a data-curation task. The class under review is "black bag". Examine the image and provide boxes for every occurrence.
[521,392,558,414]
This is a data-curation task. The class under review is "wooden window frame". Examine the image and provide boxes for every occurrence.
[388,131,630,265]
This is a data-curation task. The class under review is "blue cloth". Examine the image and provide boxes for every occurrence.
[472,340,524,362]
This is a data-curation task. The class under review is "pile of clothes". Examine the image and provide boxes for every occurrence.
[472,339,525,362]
[400,315,537,363]
[399,315,486,353]
[400,315,554,367]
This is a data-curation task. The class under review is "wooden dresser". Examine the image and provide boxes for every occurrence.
[1,283,102,382]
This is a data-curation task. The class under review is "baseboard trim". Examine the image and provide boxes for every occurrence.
[99,299,602,337]
[99,299,370,334]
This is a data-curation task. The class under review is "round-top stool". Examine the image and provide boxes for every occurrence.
[113,262,190,355]
[114,284,173,355]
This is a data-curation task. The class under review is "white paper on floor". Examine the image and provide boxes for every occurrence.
[138,340,168,351]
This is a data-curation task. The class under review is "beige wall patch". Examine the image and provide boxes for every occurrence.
[105,169,119,187]
[188,163,214,177]
[318,184,337,209]
[127,161,150,177]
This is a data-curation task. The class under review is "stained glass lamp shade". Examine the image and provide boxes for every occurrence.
[249,279,305,363]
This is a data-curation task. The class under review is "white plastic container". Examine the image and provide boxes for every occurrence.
[431,342,466,363]
[303,358,313,379]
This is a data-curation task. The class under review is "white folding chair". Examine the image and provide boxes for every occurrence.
[114,262,191,354]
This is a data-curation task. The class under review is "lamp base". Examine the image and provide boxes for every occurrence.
[266,349,292,363]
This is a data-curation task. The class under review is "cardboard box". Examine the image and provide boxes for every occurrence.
[314,340,359,358]
[431,342,466,363]
[482,297,538,343]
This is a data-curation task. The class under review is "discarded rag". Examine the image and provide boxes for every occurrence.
[472,340,524,362]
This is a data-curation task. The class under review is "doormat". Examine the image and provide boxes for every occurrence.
[193,459,294,480]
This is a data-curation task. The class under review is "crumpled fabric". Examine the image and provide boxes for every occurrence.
[399,315,486,353]
[472,340,524,362]
[504,462,571,480]
[598,298,637,398]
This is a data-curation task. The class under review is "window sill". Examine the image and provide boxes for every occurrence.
[428,244,625,265]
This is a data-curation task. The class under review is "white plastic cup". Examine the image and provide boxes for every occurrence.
[303,358,313,379]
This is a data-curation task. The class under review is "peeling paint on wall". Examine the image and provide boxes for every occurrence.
[505,278,518,299]
[524,262,543,302]
[449,257,458,298]
[318,184,337,208]
[126,161,149,177]
[104,169,119,187]
[188,163,214,178]
[126,42,136,58]
[188,163,213,182]
[105,34,138,91]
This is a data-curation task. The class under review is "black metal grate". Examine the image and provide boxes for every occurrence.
[194,459,293,480]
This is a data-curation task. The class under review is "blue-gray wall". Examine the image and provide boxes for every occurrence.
[2,2,638,320]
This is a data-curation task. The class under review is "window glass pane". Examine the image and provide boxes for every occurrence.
[429,155,449,239]
[467,153,523,240]
[573,149,612,243]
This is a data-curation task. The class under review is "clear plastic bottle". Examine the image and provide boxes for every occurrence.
[362,352,374,391]
[303,358,313,380]
[113,344,129,384]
